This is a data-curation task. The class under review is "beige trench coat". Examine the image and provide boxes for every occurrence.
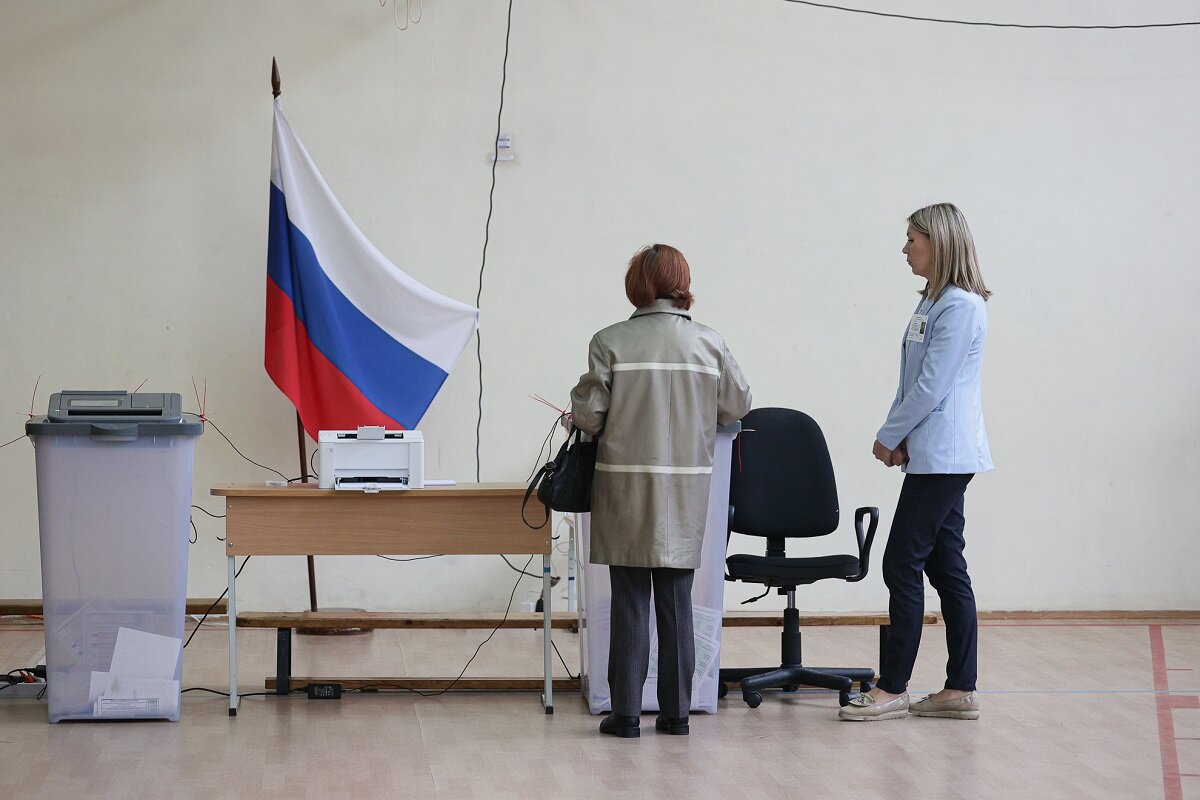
[570,300,752,569]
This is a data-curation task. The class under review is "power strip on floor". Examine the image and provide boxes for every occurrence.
[305,682,342,700]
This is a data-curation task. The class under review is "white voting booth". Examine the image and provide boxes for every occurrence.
[575,424,738,715]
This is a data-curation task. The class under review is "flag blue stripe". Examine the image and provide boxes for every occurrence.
[268,183,448,429]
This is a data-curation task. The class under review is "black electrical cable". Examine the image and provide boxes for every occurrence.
[353,555,533,698]
[740,585,772,605]
[188,506,225,544]
[376,554,444,562]
[181,686,302,698]
[183,413,291,482]
[0,434,28,450]
[781,0,1200,29]
[191,505,225,520]
[2,668,44,689]
[4,668,40,678]
[182,557,251,648]
[0,671,44,692]
[475,0,514,483]
[525,415,560,482]
[500,554,547,581]
[551,639,578,680]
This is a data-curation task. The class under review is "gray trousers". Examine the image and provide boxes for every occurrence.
[607,565,695,718]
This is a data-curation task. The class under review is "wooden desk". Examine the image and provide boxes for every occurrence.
[211,482,554,716]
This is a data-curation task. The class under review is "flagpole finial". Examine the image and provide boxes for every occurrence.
[271,58,281,98]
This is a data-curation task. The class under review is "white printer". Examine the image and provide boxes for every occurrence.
[318,427,424,492]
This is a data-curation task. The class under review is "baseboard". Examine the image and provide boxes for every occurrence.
[0,598,229,616]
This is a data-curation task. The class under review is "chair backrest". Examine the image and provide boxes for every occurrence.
[729,407,839,540]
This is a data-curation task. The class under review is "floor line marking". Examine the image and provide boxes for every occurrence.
[1150,624,1186,800]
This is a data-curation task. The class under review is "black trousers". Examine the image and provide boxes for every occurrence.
[607,566,695,718]
[877,473,977,695]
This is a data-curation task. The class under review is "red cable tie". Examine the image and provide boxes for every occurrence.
[26,375,41,420]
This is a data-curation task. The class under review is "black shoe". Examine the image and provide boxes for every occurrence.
[599,713,641,738]
[655,714,689,735]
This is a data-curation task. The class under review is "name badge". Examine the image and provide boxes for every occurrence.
[906,314,928,343]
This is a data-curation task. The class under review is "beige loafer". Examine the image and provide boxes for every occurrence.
[838,692,909,721]
[909,691,980,720]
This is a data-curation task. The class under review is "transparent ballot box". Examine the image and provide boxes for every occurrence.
[26,391,202,722]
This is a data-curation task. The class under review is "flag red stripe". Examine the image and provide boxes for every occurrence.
[265,277,403,438]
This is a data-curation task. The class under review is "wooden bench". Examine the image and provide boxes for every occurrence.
[0,598,228,616]
[236,609,935,695]
[238,611,581,694]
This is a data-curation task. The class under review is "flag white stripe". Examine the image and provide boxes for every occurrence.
[596,463,713,475]
[271,102,478,372]
[611,362,719,376]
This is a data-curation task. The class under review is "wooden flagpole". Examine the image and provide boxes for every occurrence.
[275,58,364,633]
[298,412,318,612]
[275,58,318,613]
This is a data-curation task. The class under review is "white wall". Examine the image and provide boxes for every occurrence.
[2,1,1198,614]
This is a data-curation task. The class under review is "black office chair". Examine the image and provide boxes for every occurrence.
[719,407,879,708]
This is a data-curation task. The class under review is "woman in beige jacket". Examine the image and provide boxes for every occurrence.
[571,244,751,738]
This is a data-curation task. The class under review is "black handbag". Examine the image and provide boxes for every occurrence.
[521,427,597,529]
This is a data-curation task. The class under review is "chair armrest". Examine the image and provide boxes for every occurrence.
[846,506,879,583]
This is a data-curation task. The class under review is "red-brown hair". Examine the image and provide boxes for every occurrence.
[624,244,694,310]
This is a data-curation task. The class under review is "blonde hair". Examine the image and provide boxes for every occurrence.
[908,203,991,301]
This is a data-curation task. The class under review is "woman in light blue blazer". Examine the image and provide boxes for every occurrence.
[841,202,993,722]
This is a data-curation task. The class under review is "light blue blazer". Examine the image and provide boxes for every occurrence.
[877,285,994,475]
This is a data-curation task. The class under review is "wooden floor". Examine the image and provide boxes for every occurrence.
[1,615,1198,800]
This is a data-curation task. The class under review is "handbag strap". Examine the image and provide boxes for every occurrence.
[520,427,585,529]
[521,462,551,529]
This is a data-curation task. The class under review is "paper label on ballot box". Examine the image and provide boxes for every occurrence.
[95,697,160,717]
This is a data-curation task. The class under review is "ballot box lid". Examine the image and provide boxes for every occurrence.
[26,391,203,437]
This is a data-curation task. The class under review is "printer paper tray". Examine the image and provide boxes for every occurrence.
[334,476,411,492]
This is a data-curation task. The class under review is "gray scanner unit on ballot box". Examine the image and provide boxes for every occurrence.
[27,390,202,439]
[318,427,424,492]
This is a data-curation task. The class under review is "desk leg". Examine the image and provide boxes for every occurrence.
[567,519,577,613]
[543,554,553,714]
[228,555,239,716]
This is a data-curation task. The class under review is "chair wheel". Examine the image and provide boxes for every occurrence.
[717,682,728,699]
[839,690,851,707]
[744,691,762,708]
[859,680,874,694]
[781,684,799,693]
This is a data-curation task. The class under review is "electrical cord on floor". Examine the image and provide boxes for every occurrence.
[181,686,304,699]
[182,557,251,648]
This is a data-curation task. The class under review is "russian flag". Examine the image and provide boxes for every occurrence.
[266,100,479,438]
